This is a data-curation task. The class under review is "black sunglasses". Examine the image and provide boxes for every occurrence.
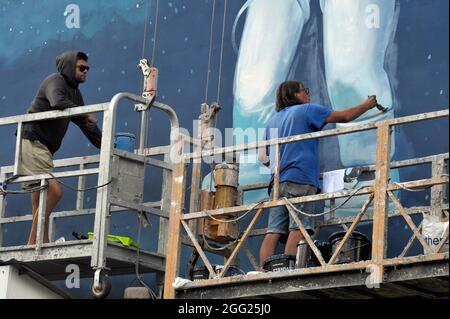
[77,65,90,72]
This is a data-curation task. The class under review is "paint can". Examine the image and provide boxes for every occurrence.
[189,264,245,281]
[114,132,136,152]
[296,240,331,268]
[328,231,371,264]
[262,254,296,272]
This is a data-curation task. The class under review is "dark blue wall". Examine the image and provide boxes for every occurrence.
[0,0,448,298]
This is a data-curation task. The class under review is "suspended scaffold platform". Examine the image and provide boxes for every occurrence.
[164,108,449,299]
[0,92,177,298]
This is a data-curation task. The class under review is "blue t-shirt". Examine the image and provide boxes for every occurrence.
[264,103,332,190]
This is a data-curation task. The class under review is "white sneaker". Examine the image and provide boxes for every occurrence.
[55,237,66,243]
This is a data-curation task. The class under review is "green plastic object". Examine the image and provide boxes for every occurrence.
[88,232,139,248]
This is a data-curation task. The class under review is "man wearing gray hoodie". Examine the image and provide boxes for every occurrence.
[19,51,102,245]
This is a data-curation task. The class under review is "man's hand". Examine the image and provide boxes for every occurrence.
[326,95,380,124]
[85,113,97,124]
[365,95,378,109]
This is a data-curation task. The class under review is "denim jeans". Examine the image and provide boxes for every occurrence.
[267,182,321,235]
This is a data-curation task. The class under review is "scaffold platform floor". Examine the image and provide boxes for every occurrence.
[175,257,448,299]
[0,239,165,280]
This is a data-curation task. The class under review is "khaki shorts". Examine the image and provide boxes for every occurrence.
[18,139,54,190]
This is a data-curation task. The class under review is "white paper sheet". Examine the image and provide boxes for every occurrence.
[322,169,345,193]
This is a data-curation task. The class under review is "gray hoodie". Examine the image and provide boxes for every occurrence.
[21,51,102,154]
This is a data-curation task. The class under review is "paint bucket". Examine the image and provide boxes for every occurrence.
[114,132,136,152]
[262,254,296,272]
[296,240,331,268]
[189,264,245,281]
[328,231,371,264]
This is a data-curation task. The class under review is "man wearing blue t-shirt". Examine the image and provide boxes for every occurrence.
[258,80,378,267]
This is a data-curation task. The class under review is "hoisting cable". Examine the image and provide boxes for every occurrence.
[204,0,217,192]
[150,0,160,67]
[138,0,151,93]
[204,0,217,104]
[137,0,159,155]
[141,0,150,59]
[216,0,228,104]
[135,3,161,296]
[140,0,160,65]
[210,0,228,191]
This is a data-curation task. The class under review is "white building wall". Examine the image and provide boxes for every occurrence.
[0,266,63,299]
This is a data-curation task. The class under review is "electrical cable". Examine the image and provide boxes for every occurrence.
[392,182,432,193]
[1,172,112,195]
[201,199,267,251]
[134,211,158,299]
[283,186,368,218]
[205,198,267,223]
[0,175,48,195]
[47,173,112,192]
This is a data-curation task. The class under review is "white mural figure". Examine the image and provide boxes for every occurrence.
[321,0,396,166]
[233,0,310,128]
[233,0,399,210]
[231,0,311,197]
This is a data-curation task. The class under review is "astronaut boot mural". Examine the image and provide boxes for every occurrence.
[231,0,400,215]
[321,0,400,217]
[322,0,397,166]
[233,0,311,203]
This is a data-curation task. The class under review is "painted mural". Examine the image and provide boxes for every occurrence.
[232,0,402,224]
[0,0,448,298]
